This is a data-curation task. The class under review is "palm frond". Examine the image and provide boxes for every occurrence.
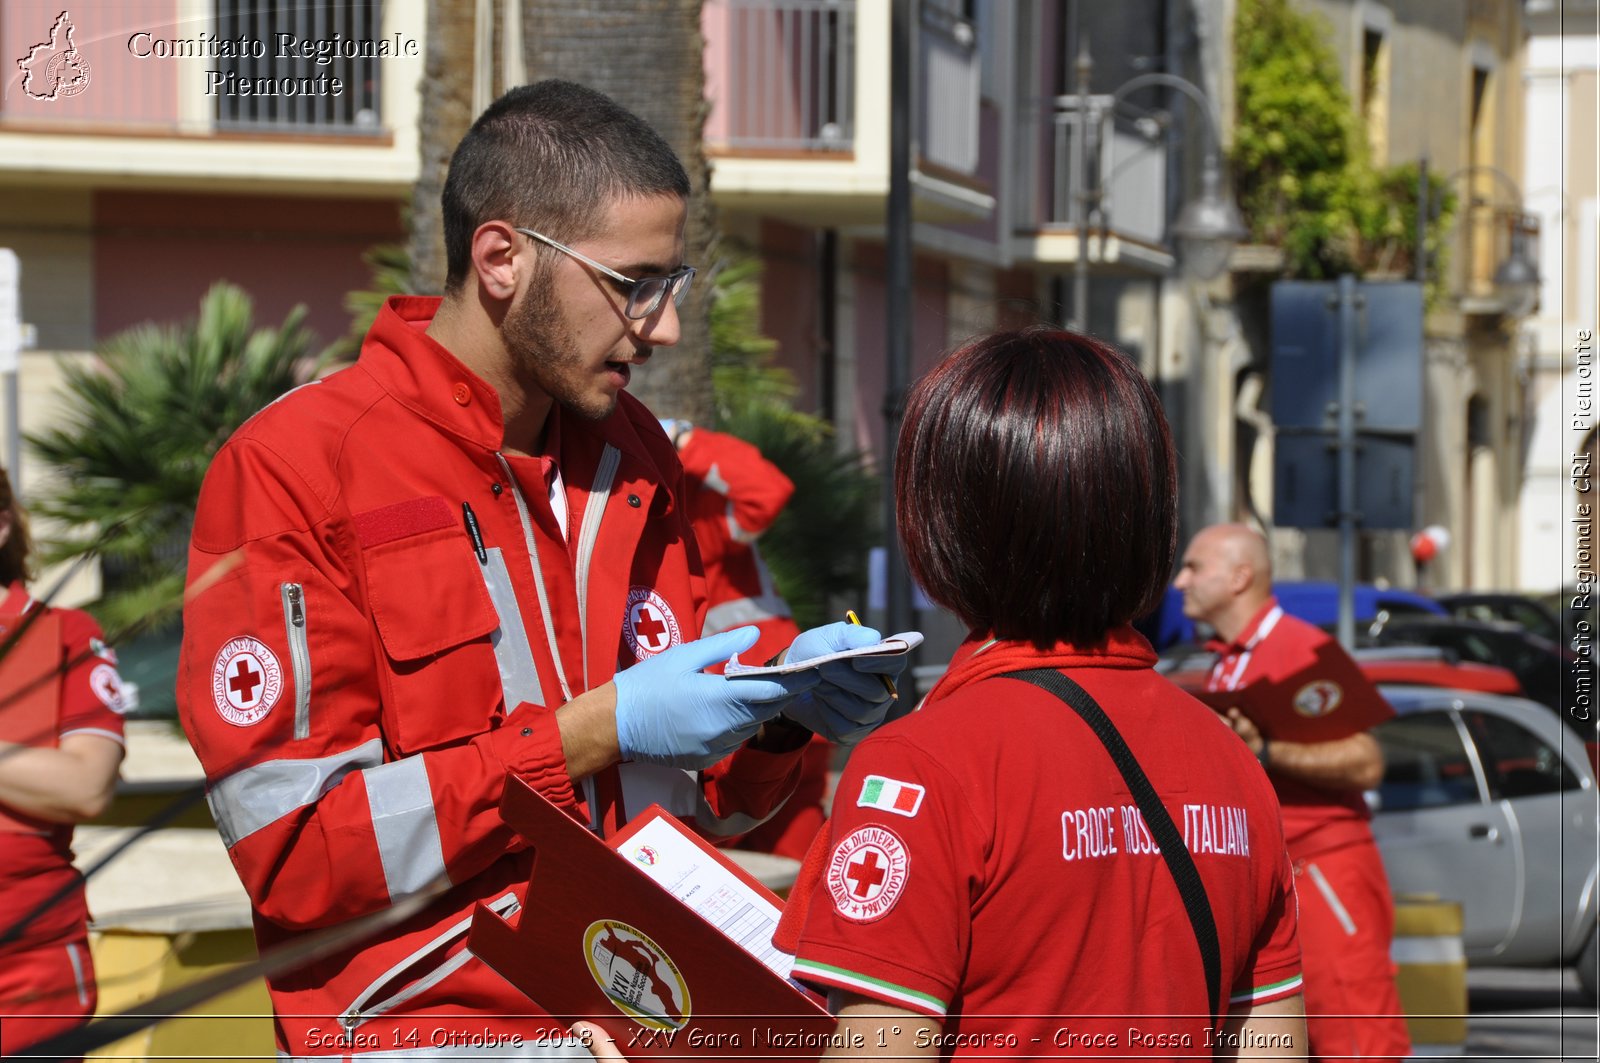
[25,282,327,628]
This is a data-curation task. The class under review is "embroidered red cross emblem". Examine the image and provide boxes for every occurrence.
[845,850,887,898]
[633,605,668,649]
[229,658,262,704]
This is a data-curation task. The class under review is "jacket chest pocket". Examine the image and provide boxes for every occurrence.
[362,526,503,755]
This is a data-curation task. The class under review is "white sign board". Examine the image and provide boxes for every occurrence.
[0,249,20,374]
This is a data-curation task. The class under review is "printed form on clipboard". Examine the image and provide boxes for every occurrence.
[609,807,794,979]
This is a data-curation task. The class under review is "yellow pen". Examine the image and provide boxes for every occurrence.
[846,609,898,702]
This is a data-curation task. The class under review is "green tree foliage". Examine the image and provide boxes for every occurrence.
[332,242,417,363]
[1233,0,1453,283]
[27,283,328,635]
[717,402,877,631]
[706,252,876,630]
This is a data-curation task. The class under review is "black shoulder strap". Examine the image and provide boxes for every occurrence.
[1002,667,1222,1030]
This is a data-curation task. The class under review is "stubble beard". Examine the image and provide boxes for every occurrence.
[503,275,618,423]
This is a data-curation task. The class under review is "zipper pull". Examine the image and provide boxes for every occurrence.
[338,1010,360,1046]
[287,584,305,627]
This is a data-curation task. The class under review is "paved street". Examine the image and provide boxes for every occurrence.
[1466,967,1597,1061]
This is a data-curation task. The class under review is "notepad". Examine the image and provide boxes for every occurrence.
[725,631,923,677]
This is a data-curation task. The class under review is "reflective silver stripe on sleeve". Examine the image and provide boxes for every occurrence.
[364,755,449,900]
[725,499,762,543]
[478,547,544,710]
[574,443,620,686]
[703,462,764,543]
[704,593,793,634]
[209,738,384,848]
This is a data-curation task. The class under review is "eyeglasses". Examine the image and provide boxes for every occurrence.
[514,227,696,321]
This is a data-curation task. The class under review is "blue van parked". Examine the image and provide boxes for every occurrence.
[1138,580,1447,650]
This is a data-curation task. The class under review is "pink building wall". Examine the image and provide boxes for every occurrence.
[851,242,949,462]
[3,0,180,128]
[757,219,823,412]
[93,190,403,347]
[701,0,731,144]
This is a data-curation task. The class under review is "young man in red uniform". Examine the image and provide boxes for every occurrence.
[177,80,905,1059]
[0,467,129,1054]
[1176,523,1410,1062]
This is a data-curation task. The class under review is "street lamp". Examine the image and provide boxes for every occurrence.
[1071,43,1246,331]
[1418,162,1541,317]
[1491,221,1540,317]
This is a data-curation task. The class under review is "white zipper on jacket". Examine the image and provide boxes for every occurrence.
[496,453,594,703]
[281,582,312,740]
[336,891,521,1043]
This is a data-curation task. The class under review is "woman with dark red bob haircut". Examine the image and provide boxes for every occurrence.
[578,331,1309,1059]
[783,330,1309,1058]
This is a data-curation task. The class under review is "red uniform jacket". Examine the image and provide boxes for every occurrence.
[676,426,799,665]
[177,297,804,1056]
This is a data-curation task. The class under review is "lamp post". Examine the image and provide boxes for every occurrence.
[1417,162,1541,317]
[1071,43,1246,332]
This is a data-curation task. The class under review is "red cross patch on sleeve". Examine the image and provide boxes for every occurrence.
[211,636,283,726]
[826,826,910,923]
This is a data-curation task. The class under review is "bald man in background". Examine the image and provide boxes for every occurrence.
[1175,524,1410,1063]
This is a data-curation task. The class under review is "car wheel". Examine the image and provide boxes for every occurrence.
[1579,925,1600,1006]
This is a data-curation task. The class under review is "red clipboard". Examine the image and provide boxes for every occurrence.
[470,777,834,1060]
[0,611,64,832]
[1191,635,1392,744]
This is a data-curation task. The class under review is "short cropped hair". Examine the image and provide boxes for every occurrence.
[0,465,35,588]
[895,328,1177,648]
[441,79,690,291]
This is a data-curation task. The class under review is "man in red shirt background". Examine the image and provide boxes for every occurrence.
[1175,523,1409,1062]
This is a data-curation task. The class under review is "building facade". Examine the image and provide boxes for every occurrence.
[1519,0,1598,595]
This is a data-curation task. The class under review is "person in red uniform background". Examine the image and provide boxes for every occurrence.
[0,465,128,1053]
[662,419,830,859]
[1175,523,1409,1062]
[177,80,906,1059]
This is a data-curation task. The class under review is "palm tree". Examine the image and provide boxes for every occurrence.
[521,0,717,424]
[408,0,480,294]
[26,283,328,637]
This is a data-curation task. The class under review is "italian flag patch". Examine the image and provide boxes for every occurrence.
[857,775,925,818]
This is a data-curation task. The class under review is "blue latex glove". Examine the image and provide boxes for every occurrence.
[614,627,819,769]
[780,621,910,746]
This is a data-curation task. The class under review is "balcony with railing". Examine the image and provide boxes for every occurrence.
[704,0,991,224]
[0,0,420,192]
[3,1,391,136]
[1011,93,1171,267]
[703,0,855,154]
[917,2,978,178]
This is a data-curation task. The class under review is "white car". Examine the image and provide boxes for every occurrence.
[1368,685,1600,999]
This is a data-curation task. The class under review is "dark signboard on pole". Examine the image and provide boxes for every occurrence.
[1270,280,1424,531]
